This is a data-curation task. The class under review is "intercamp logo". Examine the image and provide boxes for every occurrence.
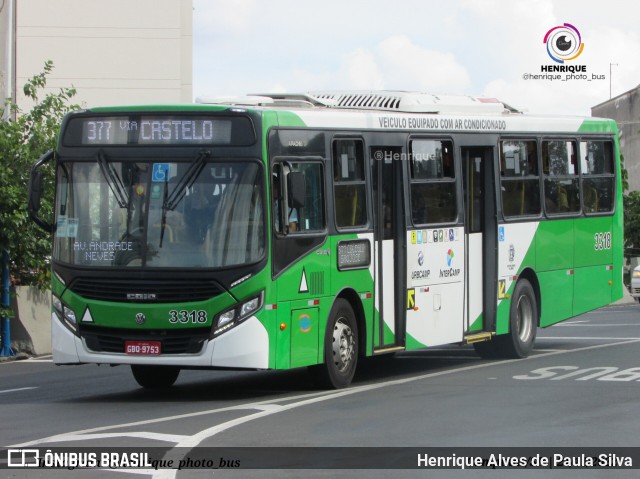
[543,23,585,63]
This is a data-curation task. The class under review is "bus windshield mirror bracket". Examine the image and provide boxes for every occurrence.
[28,149,56,233]
[287,171,306,208]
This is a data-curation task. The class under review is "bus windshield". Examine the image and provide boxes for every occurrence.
[53,158,265,268]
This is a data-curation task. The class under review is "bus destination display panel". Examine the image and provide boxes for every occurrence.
[63,115,254,146]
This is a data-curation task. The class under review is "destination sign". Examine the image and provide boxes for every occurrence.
[337,239,371,270]
[63,115,255,146]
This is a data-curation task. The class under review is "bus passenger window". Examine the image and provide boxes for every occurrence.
[274,162,325,234]
[409,139,457,225]
[580,140,615,214]
[542,140,580,215]
[499,140,541,218]
[333,139,367,229]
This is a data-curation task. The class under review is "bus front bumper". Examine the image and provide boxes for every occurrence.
[51,313,270,369]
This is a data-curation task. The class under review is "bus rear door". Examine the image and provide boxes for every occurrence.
[371,146,406,352]
[462,146,498,336]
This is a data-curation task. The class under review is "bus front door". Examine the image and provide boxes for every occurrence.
[462,146,498,335]
[372,146,406,352]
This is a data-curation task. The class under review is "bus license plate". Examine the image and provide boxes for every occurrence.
[125,341,161,355]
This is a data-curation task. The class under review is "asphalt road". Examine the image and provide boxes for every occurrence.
[1,303,640,478]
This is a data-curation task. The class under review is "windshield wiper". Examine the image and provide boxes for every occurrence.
[96,151,128,208]
[159,149,211,248]
[165,149,211,210]
[159,175,169,248]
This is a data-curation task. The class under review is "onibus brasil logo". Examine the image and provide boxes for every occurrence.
[543,23,584,63]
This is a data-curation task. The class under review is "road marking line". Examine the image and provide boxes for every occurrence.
[38,432,190,444]
[9,390,338,447]
[555,323,640,327]
[537,336,640,340]
[0,387,38,394]
[150,338,640,479]
[12,337,640,479]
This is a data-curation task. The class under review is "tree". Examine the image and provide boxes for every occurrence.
[0,61,78,287]
[624,192,640,253]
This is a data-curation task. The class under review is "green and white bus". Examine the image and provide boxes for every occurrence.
[29,91,623,389]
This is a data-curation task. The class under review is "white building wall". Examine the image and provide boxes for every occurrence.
[15,0,192,110]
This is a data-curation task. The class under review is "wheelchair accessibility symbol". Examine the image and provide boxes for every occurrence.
[152,163,170,182]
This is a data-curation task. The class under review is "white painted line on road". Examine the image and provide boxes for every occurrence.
[0,386,38,395]
[150,338,640,479]
[10,389,338,447]
[537,336,640,340]
[98,469,157,476]
[555,323,640,327]
[0,357,53,365]
[40,432,190,444]
[12,337,640,479]
[397,355,480,360]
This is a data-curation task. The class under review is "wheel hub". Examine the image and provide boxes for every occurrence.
[332,318,355,373]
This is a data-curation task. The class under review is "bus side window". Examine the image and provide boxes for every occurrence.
[580,140,615,214]
[499,140,541,218]
[542,139,580,215]
[409,139,457,225]
[274,162,325,234]
[333,139,367,229]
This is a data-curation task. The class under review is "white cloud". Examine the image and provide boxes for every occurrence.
[267,36,471,94]
[375,35,471,93]
[191,0,639,115]
[339,48,384,90]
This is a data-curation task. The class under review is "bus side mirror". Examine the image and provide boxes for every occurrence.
[287,171,306,209]
[28,150,55,233]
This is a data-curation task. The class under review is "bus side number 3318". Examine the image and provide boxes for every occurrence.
[169,310,208,324]
[594,232,612,251]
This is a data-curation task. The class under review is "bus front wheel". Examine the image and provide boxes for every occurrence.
[495,278,537,358]
[131,365,180,389]
[309,299,359,389]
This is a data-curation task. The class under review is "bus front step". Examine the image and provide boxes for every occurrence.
[463,332,494,344]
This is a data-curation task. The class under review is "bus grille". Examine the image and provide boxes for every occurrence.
[69,278,224,303]
[80,325,210,354]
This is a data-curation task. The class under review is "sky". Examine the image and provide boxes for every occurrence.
[192,0,640,117]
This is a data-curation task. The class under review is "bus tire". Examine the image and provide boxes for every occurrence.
[495,278,537,358]
[309,299,358,389]
[131,365,180,389]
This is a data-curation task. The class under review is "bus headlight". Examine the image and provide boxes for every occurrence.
[52,294,78,336]
[212,291,264,338]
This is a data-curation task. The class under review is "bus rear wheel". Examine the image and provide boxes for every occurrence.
[309,299,358,389]
[494,278,537,358]
[131,365,180,389]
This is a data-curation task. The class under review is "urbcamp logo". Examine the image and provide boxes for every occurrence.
[446,249,455,267]
[543,23,584,63]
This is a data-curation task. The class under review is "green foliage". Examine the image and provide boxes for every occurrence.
[620,153,640,258]
[0,61,78,287]
[624,191,640,257]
